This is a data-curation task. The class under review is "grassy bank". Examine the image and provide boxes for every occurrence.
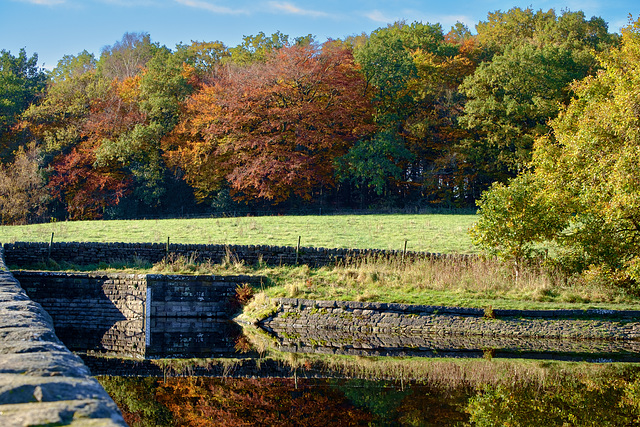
[30,251,640,311]
[0,214,478,254]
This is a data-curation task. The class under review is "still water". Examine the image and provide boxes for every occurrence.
[54,316,640,426]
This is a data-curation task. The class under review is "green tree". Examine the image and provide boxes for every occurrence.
[530,16,640,284]
[470,172,565,278]
[349,21,478,206]
[335,129,413,197]
[0,48,47,159]
[459,43,592,176]
[226,31,309,64]
[459,8,617,182]
[471,17,640,289]
[22,49,103,155]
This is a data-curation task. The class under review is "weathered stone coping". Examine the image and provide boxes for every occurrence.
[0,255,126,425]
[260,298,640,342]
[268,297,640,320]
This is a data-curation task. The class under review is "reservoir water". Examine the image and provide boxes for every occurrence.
[53,316,640,426]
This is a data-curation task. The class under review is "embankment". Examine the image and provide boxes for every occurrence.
[255,298,640,361]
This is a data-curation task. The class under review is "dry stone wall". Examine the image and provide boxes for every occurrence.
[3,241,471,268]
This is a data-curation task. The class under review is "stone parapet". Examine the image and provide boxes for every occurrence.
[0,252,126,426]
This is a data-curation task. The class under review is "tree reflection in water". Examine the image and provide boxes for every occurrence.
[98,363,640,426]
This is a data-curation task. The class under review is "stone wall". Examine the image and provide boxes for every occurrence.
[257,298,640,361]
[13,270,264,358]
[0,254,126,425]
[146,273,264,318]
[3,241,470,268]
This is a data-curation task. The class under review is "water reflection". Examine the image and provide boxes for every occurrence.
[55,318,242,359]
[54,316,640,363]
[51,315,640,426]
[98,364,640,426]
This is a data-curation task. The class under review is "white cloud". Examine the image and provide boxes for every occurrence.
[99,0,160,5]
[364,9,395,23]
[365,8,474,30]
[174,0,247,14]
[267,1,329,18]
[15,0,66,5]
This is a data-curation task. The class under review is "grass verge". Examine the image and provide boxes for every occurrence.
[19,252,640,311]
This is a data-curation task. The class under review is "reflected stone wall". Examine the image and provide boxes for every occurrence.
[259,298,640,361]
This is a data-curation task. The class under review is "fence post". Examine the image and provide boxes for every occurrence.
[295,236,301,265]
[402,239,408,262]
[48,232,54,260]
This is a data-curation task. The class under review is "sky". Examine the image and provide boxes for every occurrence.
[1,0,638,70]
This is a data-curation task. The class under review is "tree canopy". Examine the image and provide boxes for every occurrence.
[166,42,374,203]
[0,7,629,223]
[472,16,640,288]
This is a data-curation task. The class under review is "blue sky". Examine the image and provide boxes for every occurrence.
[2,0,638,70]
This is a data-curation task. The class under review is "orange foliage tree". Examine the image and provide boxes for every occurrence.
[47,77,142,219]
[166,42,375,204]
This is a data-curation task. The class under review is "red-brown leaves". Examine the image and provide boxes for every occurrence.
[48,78,142,219]
[167,42,375,203]
[48,144,131,220]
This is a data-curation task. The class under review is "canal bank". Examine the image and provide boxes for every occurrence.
[249,297,640,361]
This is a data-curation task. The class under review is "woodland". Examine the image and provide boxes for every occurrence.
[0,7,621,221]
[4,7,640,287]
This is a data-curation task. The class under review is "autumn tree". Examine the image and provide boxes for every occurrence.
[0,143,49,224]
[94,47,194,211]
[23,33,199,219]
[46,76,138,219]
[167,41,375,204]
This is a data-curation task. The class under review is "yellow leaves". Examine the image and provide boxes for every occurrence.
[180,63,198,85]
[116,74,141,102]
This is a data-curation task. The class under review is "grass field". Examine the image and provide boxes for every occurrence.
[0,214,478,254]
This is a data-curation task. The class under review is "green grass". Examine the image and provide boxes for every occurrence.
[0,214,478,254]
[7,213,640,311]
[34,252,640,312]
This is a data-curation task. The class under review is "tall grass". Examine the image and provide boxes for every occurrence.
[148,253,640,310]
[20,248,639,310]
